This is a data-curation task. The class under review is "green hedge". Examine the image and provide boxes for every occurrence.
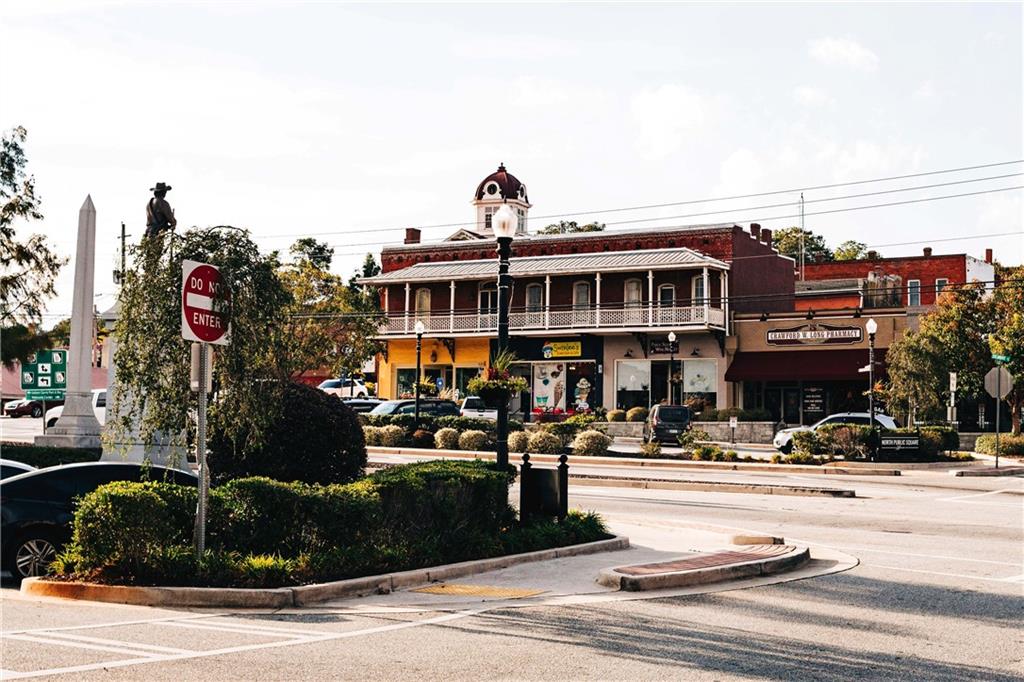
[793,424,960,461]
[696,407,774,422]
[55,460,605,587]
[0,443,101,468]
[975,434,1024,456]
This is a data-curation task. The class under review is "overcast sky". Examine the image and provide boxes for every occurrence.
[2,1,1021,323]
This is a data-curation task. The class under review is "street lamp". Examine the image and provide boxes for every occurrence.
[414,320,425,423]
[866,317,878,460]
[667,331,677,404]
[493,203,517,470]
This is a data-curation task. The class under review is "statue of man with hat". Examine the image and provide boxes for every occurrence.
[145,182,177,241]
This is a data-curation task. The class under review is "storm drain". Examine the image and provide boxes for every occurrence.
[411,583,545,598]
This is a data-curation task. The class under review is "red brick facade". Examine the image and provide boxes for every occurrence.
[803,254,969,306]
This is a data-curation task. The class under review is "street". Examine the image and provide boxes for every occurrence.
[2,467,1021,680]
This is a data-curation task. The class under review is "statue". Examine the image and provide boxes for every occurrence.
[144,182,177,240]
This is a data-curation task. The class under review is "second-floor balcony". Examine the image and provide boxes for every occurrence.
[380,303,726,337]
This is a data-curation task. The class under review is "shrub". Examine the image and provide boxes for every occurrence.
[572,430,612,457]
[527,431,564,455]
[677,428,709,449]
[208,381,365,485]
[742,408,773,421]
[508,431,530,453]
[606,409,626,422]
[434,427,460,450]
[784,452,824,465]
[565,414,599,429]
[362,426,382,446]
[0,443,101,468]
[411,429,434,449]
[723,450,738,461]
[973,434,1024,457]
[625,407,648,422]
[379,424,406,448]
[458,430,489,451]
[639,441,662,458]
[696,408,718,421]
[692,444,721,461]
[770,453,783,464]
[792,430,825,456]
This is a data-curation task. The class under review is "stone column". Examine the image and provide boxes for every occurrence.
[36,196,102,448]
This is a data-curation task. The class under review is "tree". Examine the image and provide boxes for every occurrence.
[537,220,605,235]
[771,227,833,263]
[989,268,1024,434]
[289,237,334,269]
[883,329,946,423]
[0,126,66,364]
[833,240,869,261]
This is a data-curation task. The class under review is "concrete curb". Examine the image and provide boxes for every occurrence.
[567,474,856,498]
[949,466,1024,477]
[597,545,811,591]
[21,536,631,608]
[367,446,898,476]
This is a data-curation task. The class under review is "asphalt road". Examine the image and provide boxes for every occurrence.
[2,463,1021,680]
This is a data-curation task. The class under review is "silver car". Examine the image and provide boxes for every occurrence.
[773,412,899,454]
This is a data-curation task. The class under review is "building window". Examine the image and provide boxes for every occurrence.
[624,279,642,307]
[908,279,921,306]
[415,287,431,319]
[479,282,498,314]
[484,207,495,231]
[658,284,676,307]
[573,281,590,309]
[692,275,705,304]
[526,283,543,311]
[935,278,948,296]
[517,208,525,233]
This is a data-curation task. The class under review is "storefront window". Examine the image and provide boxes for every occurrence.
[682,359,716,410]
[533,362,567,412]
[396,368,417,398]
[566,362,596,412]
[616,360,650,409]
[455,367,481,400]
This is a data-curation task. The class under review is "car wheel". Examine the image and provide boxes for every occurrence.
[7,531,60,579]
[46,418,57,428]
[778,442,793,455]
[30,405,43,418]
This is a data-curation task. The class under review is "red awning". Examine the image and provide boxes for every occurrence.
[725,349,886,382]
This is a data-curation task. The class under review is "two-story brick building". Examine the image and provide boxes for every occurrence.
[360,165,795,418]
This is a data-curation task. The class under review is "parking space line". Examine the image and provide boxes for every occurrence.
[4,613,223,637]
[825,545,1021,566]
[5,634,164,658]
[862,562,1020,584]
[150,620,317,640]
[41,631,195,655]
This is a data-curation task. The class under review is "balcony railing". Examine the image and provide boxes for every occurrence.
[380,304,725,335]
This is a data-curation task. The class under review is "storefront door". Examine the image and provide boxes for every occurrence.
[765,385,801,424]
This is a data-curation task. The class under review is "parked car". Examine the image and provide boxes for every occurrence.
[643,404,693,444]
[318,377,369,399]
[460,396,497,420]
[0,459,36,480]
[773,412,900,454]
[4,399,46,419]
[342,398,382,414]
[369,399,461,417]
[45,389,106,429]
[0,462,197,579]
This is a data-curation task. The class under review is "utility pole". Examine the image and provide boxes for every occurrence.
[116,222,131,284]
[799,192,805,281]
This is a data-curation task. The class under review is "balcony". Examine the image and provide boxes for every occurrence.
[379,304,726,337]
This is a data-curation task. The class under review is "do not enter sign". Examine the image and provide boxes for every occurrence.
[182,260,231,345]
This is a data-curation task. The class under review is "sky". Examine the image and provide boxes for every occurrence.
[2,1,1022,324]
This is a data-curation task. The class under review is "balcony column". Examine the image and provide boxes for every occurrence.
[544,275,551,329]
[722,270,730,334]
[404,283,410,333]
[647,270,654,326]
[703,266,710,324]
[449,280,456,333]
[595,272,602,327]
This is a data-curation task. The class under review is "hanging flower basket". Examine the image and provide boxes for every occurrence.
[467,370,528,403]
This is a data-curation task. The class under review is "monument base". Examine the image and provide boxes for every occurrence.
[34,433,102,449]
[102,434,189,471]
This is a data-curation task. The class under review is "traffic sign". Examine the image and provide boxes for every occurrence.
[181,260,231,345]
[949,372,957,392]
[25,389,66,401]
[21,349,68,392]
[992,354,1011,364]
[984,366,1014,400]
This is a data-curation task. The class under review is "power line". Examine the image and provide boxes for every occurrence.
[253,159,1024,240]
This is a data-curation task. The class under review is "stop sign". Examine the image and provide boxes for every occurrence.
[181,260,231,345]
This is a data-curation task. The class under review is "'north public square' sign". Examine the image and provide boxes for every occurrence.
[181,260,231,345]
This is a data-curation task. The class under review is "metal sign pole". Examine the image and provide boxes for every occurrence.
[995,371,1000,470]
[195,342,209,555]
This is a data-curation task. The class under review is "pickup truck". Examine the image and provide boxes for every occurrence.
[460,396,497,420]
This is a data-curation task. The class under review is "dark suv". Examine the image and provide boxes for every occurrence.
[369,399,461,417]
[643,405,693,444]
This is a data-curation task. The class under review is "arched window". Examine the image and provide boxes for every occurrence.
[573,281,591,309]
[526,283,544,312]
[624,279,643,307]
[691,275,705,304]
[415,287,431,319]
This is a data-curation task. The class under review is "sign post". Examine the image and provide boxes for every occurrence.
[984,365,1014,470]
[729,415,738,444]
[948,372,958,427]
[182,260,231,556]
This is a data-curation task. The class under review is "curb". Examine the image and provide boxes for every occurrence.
[21,536,631,608]
[949,467,1024,477]
[567,473,856,498]
[597,545,811,591]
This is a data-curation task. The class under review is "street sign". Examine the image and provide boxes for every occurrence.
[992,354,1010,364]
[858,365,871,373]
[949,372,957,392]
[25,389,66,401]
[181,260,231,345]
[21,350,68,392]
[729,416,738,429]
[879,435,920,454]
[984,366,1014,400]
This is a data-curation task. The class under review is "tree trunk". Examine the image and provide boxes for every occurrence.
[1011,388,1022,436]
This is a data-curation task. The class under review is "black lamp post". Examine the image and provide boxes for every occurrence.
[866,317,878,460]
[414,320,425,423]
[667,331,677,404]
[492,203,517,470]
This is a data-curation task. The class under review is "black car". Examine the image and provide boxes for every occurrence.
[1,462,197,579]
[643,404,693,444]
[343,398,383,414]
[369,399,461,417]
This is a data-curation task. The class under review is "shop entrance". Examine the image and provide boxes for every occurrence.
[765,385,801,424]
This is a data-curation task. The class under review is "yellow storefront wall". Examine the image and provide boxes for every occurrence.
[377,337,491,399]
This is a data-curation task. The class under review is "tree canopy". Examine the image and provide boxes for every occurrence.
[833,240,869,261]
[772,228,880,263]
[537,220,605,235]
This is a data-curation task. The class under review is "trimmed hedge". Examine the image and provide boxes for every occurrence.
[0,443,101,468]
[458,430,489,451]
[793,424,961,461]
[572,430,612,457]
[625,407,648,422]
[508,431,530,453]
[527,431,563,454]
[606,409,626,422]
[975,433,1024,456]
[56,461,607,587]
[434,427,460,450]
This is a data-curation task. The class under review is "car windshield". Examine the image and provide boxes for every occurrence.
[319,380,342,389]
[657,407,690,421]
[369,402,400,415]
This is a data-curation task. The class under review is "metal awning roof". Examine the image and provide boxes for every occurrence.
[359,247,728,284]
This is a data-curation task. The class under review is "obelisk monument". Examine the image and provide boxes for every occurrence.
[36,195,102,448]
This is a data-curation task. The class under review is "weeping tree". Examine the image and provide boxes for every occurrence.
[108,227,290,456]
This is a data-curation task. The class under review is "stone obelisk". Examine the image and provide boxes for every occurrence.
[36,195,102,448]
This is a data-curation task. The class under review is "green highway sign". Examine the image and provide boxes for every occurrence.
[20,349,69,393]
[25,389,66,401]
[992,354,1011,364]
